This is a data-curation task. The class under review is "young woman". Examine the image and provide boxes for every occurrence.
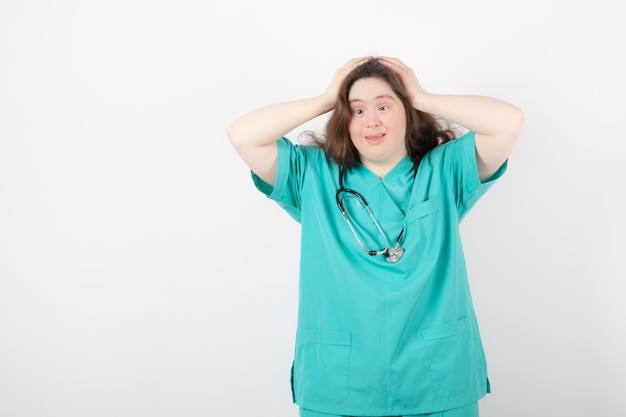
[227,56,524,417]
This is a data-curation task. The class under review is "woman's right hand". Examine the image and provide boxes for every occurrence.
[320,57,372,110]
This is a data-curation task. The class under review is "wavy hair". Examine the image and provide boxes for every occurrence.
[304,58,457,172]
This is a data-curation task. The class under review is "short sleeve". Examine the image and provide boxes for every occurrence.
[433,131,507,220]
[251,137,307,223]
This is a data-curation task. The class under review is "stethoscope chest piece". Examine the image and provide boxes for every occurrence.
[386,246,404,263]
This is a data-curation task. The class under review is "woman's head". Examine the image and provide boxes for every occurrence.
[310,58,456,173]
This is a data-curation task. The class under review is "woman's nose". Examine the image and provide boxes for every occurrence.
[366,114,381,127]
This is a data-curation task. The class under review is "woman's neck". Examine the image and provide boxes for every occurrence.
[360,154,408,179]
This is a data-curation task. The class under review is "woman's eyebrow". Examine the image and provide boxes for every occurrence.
[349,94,396,103]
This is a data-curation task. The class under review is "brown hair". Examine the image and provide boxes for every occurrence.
[304,58,457,172]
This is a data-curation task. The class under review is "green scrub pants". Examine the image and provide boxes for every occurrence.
[299,401,479,417]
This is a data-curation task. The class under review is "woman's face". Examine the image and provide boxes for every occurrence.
[348,77,407,176]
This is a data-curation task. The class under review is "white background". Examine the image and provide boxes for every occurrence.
[1,1,624,416]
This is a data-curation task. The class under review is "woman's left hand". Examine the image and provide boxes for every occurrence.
[379,56,427,110]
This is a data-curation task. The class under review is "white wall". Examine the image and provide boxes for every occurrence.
[1,1,624,416]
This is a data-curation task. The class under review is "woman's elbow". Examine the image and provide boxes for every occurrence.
[226,120,245,149]
[510,106,525,138]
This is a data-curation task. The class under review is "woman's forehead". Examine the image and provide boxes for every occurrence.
[348,78,396,101]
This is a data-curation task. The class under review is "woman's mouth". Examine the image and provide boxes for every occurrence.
[365,133,385,144]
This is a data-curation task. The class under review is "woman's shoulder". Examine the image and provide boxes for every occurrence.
[425,131,475,160]
[280,136,326,157]
[277,137,334,173]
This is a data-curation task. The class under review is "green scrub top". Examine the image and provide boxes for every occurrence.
[252,131,506,416]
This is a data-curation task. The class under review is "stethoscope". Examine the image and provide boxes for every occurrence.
[335,168,405,263]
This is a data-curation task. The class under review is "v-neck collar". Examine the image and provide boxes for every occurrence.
[343,156,415,217]
[352,155,414,186]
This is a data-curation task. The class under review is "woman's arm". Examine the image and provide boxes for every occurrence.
[380,57,524,182]
[226,57,370,186]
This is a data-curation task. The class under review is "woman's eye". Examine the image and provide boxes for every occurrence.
[378,105,389,111]
[353,109,363,115]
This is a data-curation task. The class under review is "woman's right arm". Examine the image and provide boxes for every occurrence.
[226,57,370,186]
[226,96,333,186]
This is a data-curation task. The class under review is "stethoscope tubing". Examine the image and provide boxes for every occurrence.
[335,168,404,262]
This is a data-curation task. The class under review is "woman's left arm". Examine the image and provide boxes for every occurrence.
[380,57,525,182]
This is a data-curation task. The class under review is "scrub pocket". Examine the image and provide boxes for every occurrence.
[421,317,484,398]
[407,196,442,260]
[295,329,352,404]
